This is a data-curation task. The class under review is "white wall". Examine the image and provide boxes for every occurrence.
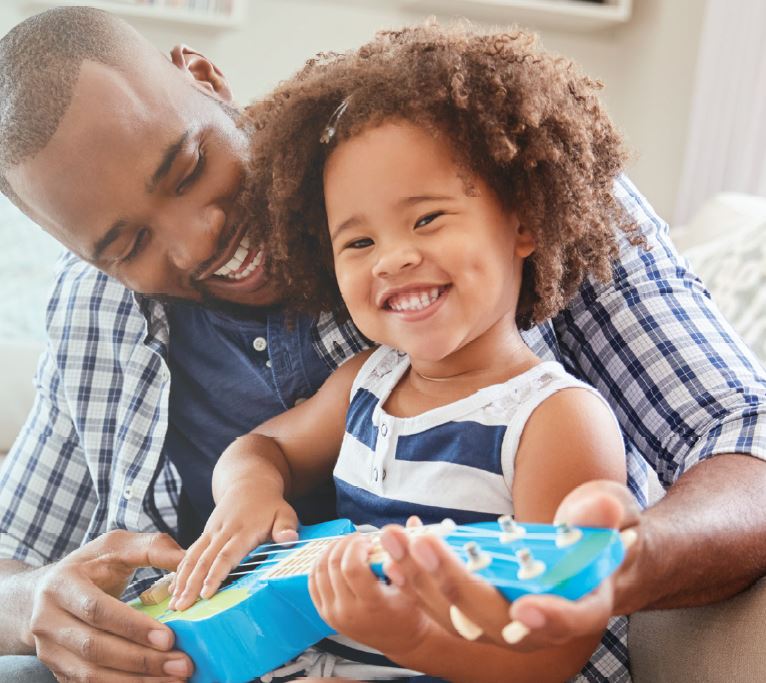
[0,0,706,220]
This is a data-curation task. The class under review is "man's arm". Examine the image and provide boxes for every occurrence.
[618,453,766,613]
[0,560,36,653]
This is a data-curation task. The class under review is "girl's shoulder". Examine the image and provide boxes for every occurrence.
[348,345,409,397]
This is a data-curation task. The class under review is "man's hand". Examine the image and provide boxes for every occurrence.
[28,529,193,682]
[380,481,640,651]
[170,493,298,611]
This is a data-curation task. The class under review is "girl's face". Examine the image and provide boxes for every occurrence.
[324,121,534,363]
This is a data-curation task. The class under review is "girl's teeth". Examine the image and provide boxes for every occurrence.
[388,287,442,312]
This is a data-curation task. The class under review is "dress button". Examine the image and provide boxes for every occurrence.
[123,485,133,501]
[252,336,267,352]
[380,423,388,437]
[294,397,306,407]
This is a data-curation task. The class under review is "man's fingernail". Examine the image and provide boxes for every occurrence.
[517,606,546,629]
[148,629,172,649]
[410,539,439,572]
[501,620,530,644]
[620,528,638,549]
[164,658,191,676]
[381,533,405,561]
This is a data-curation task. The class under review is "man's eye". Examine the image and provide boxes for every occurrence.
[345,237,374,250]
[123,229,148,263]
[414,211,444,228]
[176,148,206,195]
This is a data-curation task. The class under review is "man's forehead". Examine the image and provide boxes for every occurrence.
[4,61,192,249]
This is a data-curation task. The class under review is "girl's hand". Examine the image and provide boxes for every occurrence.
[169,492,299,611]
[308,533,432,660]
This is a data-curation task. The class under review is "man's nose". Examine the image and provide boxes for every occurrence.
[371,241,423,279]
[158,203,227,271]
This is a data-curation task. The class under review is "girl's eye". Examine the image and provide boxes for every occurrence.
[345,237,374,250]
[123,228,148,263]
[414,211,444,228]
[176,148,206,195]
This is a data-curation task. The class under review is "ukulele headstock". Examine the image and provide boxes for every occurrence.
[368,516,624,602]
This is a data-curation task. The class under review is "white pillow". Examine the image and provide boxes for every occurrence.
[684,220,766,367]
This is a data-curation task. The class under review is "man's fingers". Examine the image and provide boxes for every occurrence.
[99,531,185,574]
[509,582,613,647]
[52,583,177,652]
[50,620,193,678]
[554,480,641,531]
[408,532,511,636]
[41,639,188,683]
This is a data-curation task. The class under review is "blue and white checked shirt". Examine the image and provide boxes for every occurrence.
[2,177,766,681]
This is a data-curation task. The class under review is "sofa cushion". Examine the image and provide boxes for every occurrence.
[683,219,766,367]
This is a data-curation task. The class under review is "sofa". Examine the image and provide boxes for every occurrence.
[2,193,766,679]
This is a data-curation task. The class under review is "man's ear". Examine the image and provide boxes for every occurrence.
[170,44,233,102]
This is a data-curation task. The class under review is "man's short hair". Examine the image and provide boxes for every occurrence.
[0,7,136,201]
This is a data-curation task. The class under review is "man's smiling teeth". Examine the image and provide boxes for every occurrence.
[213,234,263,280]
[387,287,443,312]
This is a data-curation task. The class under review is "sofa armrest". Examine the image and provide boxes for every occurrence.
[630,577,766,682]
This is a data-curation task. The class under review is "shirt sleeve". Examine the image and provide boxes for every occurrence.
[0,271,95,567]
[553,176,766,487]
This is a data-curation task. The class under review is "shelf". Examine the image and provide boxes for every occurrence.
[28,1,246,29]
[398,0,632,31]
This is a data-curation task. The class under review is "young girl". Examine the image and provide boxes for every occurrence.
[171,23,640,682]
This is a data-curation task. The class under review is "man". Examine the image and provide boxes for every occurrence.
[1,6,765,683]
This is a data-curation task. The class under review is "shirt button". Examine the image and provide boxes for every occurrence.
[294,397,306,407]
[382,468,387,481]
[252,337,267,352]
[123,485,133,501]
[380,423,388,437]
[372,467,379,482]
[265,359,272,368]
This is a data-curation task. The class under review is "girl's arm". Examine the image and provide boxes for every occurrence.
[371,387,626,682]
[170,349,373,609]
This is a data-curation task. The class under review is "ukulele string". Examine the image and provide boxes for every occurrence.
[221,526,562,580]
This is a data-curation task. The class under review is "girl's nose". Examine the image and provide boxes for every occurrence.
[371,242,423,278]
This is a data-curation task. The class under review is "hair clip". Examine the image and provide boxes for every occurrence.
[320,98,350,144]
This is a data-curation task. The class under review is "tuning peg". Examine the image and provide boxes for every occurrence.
[555,522,583,548]
[139,572,176,606]
[463,541,491,571]
[516,548,546,580]
[498,515,526,543]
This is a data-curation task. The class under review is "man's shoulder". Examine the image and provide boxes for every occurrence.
[46,252,149,339]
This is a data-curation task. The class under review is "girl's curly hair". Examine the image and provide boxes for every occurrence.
[238,21,641,328]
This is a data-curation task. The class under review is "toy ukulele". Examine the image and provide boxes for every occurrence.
[131,517,624,683]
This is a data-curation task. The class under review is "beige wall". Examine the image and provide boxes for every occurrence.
[1,0,706,220]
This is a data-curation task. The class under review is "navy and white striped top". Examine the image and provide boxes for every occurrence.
[329,347,628,682]
[335,348,623,527]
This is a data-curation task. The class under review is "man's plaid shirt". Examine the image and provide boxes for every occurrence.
[3,177,766,681]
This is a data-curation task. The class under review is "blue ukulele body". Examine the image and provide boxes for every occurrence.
[131,518,624,683]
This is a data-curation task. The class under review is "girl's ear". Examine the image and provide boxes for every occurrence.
[514,219,535,258]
